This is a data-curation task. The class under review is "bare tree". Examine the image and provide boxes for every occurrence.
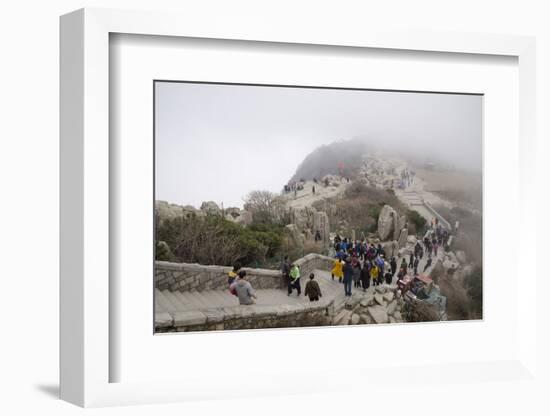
[243,190,278,224]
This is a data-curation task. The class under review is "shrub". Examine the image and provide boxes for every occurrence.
[407,209,427,235]
[156,214,284,267]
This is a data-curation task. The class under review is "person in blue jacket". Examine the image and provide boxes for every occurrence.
[342,258,354,297]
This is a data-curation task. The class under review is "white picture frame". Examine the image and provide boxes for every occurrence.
[60,8,537,408]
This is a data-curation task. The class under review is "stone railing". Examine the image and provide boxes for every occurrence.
[155,262,283,292]
[155,298,335,333]
[423,200,452,231]
[155,253,335,293]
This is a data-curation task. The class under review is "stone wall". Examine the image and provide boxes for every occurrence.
[293,253,334,279]
[155,253,335,293]
[156,298,334,332]
[155,262,283,292]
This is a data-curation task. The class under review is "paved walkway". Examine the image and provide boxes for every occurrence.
[155,269,344,314]
[156,246,443,316]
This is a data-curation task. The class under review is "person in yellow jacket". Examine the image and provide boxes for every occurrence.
[331,258,344,283]
[370,264,380,286]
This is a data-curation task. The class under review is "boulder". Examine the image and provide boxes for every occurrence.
[285,224,305,247]
[389,316,397,324]
[374,293,386,307]
[398,228,408,248]
[407,235,417,245]
[359,313,372,324]
[382,240,398,259]
[333,309,353,326]
[375,286,386,294]
[377,205,397,240]
[345,292,363,309]
[387,300,397,315]
[360,298,369,308]
[383,291,395,303]
[394,215,407,240]
[456,250,467,263]
[351,314,360,325]
[365,293,375,306]
[312,211,330,245]
[393,311,403,321]
[200,201,221,216]
[367,305,390,324]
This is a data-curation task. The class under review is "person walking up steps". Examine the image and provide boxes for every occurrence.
[370,264,379,286]
[343,258,353,297]
[280,256,290,288]
[352,256,361,288]
[288,263,302,296]
[360,261,370,292]
[331,257,344,283]
[390,256,397,276]
[423,254,433,273]
[304,273,322,302]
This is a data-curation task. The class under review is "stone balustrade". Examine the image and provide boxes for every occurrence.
[155,298,335,332]
[155,253,335,293]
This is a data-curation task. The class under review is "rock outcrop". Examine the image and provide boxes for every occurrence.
[332,284,405,326]
[377,205,397,240]
[200,201,221,216]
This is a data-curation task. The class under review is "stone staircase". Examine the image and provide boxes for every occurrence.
[156,269,345,315]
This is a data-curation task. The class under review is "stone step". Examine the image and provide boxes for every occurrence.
[161,289,184,311]
[156,269,352,315]
[163,290,187,311]
[155,289,173,313]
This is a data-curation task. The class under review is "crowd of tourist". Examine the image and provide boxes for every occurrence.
[226,217,452,304]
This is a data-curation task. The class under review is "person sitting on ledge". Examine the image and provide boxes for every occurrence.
[230,270,257,305]
[304,273,322,302]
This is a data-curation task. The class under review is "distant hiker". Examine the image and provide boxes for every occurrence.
[324,177,329,187]
[352,257,361,288]
[408,252,414,269]
[230,271,257,305]
[343,258,354,296]
[413,256,420,276]
[360,262,370,291]
[331,257,344,282]
[280,256,291,286]
[375,255,385,274]
[312,185,316,195]
[228,264,240,287]
[288,263,302,296]
[304,273,322,302]
[370,264,380,286]
[314,229,322,242]
[400,258,408,275]
[423,255,433,272]
[390,256,397,276]
[384,270,393,285]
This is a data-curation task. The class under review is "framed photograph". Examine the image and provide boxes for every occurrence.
[60,8,537,408]
[153,80,482,334]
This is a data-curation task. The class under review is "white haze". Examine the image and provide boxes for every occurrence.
[155,82,482,208]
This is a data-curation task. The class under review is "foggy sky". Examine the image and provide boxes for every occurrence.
[155,82,482,208]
